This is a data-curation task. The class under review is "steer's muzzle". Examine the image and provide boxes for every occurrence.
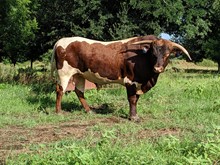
[154,66,164,73]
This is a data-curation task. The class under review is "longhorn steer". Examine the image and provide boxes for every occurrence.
[51,35,191,121]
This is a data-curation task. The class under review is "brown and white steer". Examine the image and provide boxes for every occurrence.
[51,35,191,121]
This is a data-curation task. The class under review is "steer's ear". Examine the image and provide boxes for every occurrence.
[142,47,149,54]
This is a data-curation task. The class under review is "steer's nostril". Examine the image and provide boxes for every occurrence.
[154,66,164,73]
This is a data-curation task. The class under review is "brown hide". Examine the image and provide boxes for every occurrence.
[57,41,127,80]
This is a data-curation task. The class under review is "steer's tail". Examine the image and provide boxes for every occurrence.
[51,44,57,78]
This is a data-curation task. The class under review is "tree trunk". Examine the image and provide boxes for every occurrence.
[11,56,16,67]
[218,61,220,73]
[30,59,33,69]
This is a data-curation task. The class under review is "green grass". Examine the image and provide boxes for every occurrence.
[6,126,220,165]
[197,59,218,67]
[0,60,220,164]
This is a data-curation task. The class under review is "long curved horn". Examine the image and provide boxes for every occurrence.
[172,42,192,60]
[131,40,153,45]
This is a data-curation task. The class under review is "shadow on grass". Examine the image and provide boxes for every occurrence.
[30,82,55,95]
[27,95,84,114]
[184,68,219,74]
[90,103,130,120]
[27,82,126,118]
[171,66,219,74]
[27,86,116,115]
[5,67,120,116]
[91,103,116,115]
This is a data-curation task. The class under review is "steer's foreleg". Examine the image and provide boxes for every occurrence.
[126,84,140,122]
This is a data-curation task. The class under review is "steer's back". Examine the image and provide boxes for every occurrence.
[55,36,138,49]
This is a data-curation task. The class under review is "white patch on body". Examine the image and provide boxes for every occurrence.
[124,77,143,94]
[57,61,80,92]
[124,77,140,86]
[136,89,144,95]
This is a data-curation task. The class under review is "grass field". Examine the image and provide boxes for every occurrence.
[0,60,220,164]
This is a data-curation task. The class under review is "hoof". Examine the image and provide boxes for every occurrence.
[86,109,96,114]
[56,111,68,115]
[129,115,141,122]
[56,109,62,114]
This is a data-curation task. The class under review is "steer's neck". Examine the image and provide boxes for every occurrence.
[141,73,159,93]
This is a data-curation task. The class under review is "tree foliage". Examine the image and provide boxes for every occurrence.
[0,0,38,65]
[202,0,220,71]
[0,0,219,70]
[180,0,220,71]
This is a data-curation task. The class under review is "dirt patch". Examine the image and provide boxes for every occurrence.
[137,127,181,139]
[0,117,123,162]
[0,117,180,163]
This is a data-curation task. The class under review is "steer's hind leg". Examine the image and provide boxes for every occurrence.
[56,83,64,113]
[56,74,73,113]
[74,75,91,113]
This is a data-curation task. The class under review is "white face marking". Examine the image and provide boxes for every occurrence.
[55,36,137,49]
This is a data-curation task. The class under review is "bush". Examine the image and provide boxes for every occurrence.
[0,62,51,84]
[197,59,218,67]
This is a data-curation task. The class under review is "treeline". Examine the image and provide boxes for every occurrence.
[0,0,219,70]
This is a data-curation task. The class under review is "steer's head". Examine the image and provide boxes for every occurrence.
[132,39,191,73]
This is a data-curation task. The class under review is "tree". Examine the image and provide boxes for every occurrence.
[1,0,217,66]
[0,0,8,62]
[34,0,187,53]
[202,0,220,72]
[0,0,38,66]
[180,0,220,72]
[171,0,214,62]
